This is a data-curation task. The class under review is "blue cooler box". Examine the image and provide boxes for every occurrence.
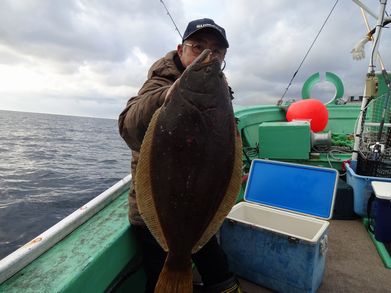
[220,159,338,293]
[371,181,391,243]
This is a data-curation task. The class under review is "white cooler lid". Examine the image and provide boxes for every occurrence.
[371,181,391,200]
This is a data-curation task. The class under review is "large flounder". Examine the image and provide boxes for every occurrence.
[135,50,242,293]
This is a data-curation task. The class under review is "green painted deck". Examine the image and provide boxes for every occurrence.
[0,191,144,293]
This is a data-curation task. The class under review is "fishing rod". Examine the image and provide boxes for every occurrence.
[278,0,339,105]
[160,0,183,39]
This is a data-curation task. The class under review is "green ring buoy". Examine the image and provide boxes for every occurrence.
[301,72,344,104]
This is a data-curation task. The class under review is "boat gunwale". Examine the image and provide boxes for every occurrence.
[0,174,132,284]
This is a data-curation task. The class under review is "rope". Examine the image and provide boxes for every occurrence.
[278,0,339,105]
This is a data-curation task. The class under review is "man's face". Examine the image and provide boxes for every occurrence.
[177,30,227,68]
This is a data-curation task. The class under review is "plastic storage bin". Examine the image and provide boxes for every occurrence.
[345,161,391,217]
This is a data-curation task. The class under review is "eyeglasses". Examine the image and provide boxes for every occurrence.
[183,42,225,57]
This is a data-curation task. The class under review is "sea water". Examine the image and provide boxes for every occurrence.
[0,110,131,259]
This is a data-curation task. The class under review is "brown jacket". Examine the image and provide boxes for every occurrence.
[118,50,183,225]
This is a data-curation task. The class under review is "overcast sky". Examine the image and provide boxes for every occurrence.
[0,0,390,119]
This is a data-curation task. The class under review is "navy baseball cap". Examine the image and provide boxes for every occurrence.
[182,18,229,48]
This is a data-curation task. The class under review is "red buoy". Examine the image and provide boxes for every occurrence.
[286,99,328,132]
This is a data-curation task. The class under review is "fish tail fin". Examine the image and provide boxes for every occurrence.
[154,254,193,293]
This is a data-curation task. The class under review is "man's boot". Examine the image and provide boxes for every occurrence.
[194,275,242,293]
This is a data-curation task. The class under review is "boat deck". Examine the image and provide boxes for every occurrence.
[237,219,391,293]
[1,188,390,292]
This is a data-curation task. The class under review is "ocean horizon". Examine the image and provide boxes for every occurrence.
[0,109,131,259]
[0,108,117,120]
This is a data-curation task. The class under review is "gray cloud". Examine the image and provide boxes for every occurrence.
[0,0,390,118]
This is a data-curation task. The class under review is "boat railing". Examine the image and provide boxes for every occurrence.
[0,174,132,284]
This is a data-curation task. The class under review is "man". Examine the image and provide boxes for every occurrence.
[118,18,240,293]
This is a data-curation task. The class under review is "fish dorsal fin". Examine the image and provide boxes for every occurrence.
[191,130,243,253]
[136,107,169,251]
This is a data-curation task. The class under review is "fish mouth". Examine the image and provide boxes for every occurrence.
[188,49,222,72]
[182,49,223,95]
[195,49,215,64]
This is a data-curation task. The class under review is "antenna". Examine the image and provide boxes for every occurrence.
[160,0,183,39]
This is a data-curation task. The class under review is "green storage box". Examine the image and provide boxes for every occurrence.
[258,121,311,159]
